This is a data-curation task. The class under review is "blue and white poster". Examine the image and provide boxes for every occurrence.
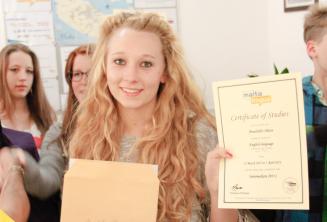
[52,0,133,45]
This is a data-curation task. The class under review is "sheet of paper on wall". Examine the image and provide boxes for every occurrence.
[140,8,178,32]
[5,12,54,45]
[3,0,51,12]
[60,94,68,111]
[61,159,159,222]
[42,78,60,111]
[59,46,76,93]
[134,0,176,8]
[0,8,6,47]
[30,45,58,78]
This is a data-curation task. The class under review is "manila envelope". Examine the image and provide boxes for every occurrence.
[61,159,159,222]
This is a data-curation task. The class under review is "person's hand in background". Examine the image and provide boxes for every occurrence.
[0,148,30,222]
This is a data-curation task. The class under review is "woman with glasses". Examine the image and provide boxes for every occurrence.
[68,51,91,103]
[11,44,95,202]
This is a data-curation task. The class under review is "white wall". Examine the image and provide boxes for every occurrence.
[180,0,327,110]
[267,0,327,76]
[267,0,309,75]
[178,0,270,110]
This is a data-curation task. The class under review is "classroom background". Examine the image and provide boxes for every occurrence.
[0,0,323,111]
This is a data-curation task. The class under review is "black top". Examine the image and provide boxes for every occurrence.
[0,121,11,147]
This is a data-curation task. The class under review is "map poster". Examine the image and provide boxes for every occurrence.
[52,0,133,46]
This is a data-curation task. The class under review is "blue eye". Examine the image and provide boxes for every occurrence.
[114,59,126,65]
[141,61,152,68]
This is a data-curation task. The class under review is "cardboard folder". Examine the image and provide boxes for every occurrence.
[61,159,159,222]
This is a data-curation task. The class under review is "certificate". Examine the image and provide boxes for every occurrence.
[212,73,309,209]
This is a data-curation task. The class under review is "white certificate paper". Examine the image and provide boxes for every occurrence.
[212,73,309,209]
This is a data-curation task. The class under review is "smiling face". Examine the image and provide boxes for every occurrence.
[106,27,166,113]
[6,50,34,101]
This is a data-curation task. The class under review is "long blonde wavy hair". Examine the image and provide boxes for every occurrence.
[69,11,215,221]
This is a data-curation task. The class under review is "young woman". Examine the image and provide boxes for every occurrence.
[14,44,95,199]
[0,43,59,222]
[69,12,239,222]
[0,43,54,150]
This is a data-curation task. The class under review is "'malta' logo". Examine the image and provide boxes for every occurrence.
[243,90,271,105]
[243,90,263,98]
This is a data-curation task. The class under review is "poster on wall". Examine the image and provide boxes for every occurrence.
[59,46,78,93]
[61,94,68,111]
[52,0,133,45]
[0,10,6,48]
[42,78,61,111]
[5,12,54,45]
[3,0,52,12]
[0,0,179,112]
[30,45,58,78]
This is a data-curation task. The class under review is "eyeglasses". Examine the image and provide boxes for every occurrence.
[69,71,89,82]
